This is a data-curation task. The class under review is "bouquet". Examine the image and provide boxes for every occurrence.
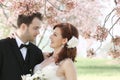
[21,70,47,80]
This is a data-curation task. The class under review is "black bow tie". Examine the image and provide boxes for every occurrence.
[19,44,29,49]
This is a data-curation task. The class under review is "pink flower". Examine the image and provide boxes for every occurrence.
[10,0,41,16]
[0,0,4,3]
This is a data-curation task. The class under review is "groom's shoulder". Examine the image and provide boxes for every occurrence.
[0,37,14,48]
[29,43,43,55]
[29,42,41,50]
[0,37,12,44]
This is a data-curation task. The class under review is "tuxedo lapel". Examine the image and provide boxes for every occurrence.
[25,44,30,62]
[8,38,25,72]
[25,44,33,68]
[26,44,36,74]
[27,44,36,66]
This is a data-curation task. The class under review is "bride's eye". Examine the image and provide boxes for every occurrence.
[53,33,57,36]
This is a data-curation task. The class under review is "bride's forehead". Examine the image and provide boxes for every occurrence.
[54,28,62,33]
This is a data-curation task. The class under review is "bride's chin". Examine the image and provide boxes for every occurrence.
[50,45,56,49]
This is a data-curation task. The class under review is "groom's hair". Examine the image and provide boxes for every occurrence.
[17,12,43,28]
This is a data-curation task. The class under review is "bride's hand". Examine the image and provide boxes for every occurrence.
[43,52,51,59]
[8,32,16,39]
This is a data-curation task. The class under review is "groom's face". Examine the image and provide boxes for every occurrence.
[24,17,41,42]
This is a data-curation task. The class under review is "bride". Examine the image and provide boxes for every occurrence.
[34,23,79,80]
[22,23,79,80]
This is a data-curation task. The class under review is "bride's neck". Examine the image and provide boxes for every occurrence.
[52,51,59,59]
[53,46,63,56]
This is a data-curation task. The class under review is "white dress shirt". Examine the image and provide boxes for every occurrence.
[15,35,29,60]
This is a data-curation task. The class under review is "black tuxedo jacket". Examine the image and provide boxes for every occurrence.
[0,38,44,80]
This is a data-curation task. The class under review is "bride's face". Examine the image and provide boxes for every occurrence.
[50,27,67,49]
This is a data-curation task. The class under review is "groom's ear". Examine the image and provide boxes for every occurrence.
[20,23,27,30]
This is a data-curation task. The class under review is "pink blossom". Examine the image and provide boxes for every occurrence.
[0,0,4,3]
[10,0,41,16]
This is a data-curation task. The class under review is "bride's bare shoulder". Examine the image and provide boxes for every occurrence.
[60,58,74,67]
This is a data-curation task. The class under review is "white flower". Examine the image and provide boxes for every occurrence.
[21,70,47,80]
[21,74,32,80]
[67,36,79,48]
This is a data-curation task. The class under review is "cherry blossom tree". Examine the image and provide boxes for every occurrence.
[0,0,120,58]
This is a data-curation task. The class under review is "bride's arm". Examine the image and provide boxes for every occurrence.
[63,58,77,80]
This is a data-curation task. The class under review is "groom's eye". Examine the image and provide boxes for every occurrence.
[33,27,39,30]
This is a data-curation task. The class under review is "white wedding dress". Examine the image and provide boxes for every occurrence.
[34,62,65,80]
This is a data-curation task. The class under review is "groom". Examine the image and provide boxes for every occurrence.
[0,12,44,80]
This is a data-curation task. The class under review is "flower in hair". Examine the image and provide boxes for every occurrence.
[10,0,42,16]
[67,36,79,48]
